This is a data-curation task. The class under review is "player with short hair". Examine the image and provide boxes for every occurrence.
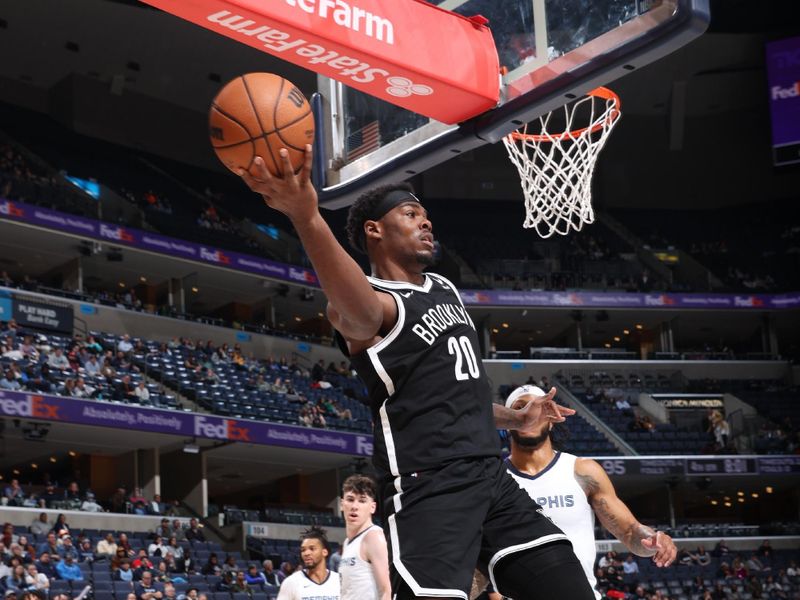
[339,474,390,600]
[240,149,593,600]
[485,385,678,599]
[276,527,340,600]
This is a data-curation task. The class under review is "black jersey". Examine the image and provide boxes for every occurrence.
[346,272,500,476]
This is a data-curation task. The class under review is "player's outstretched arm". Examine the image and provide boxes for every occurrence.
[363,528,391,600]
[493,388,575,430]
[575,458,677,567]
[240,147,385,341]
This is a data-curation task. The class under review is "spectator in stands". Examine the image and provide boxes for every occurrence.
[276,562,293,585]
[58,537,79,561]
[111,486,129,514]
[134,381,151,404]
[128,488,148,515]
[0,369,21,391]
[201,554,221,577]
[170,520,185,540]
[764,574,789,599]
[162,553,184,579]
[64,482,82,504]
[135,570,163,600]
[709,410,731,452]
[622,554,639,576]
[184,519,205,543]
[163,583,178,600]
[7,544,30,566]
[53,514,71,538]
[689,545,711,566]
[34,552,57,580]
[746,553,769,574]
[154,519,171,539]
[261,560,279,587]
[24,564,48,593]
[165,538,182,561]
[48,347,70,370]
[3,480,25,506]
[16,537,35,562]
[758,539,773,559]
[231,571,251,594]
[55,554,83,581]
[244,564,264,586]
[118,335,134,354]
[745,574,763,598]
[97,533,118,559]
[84,354,101,376]
[81,490,103,512]
[147,494,166,515]
[148,537,167,558]
[3,565,27,592]
[78,539,95,563]
[113,559,134,582]
[72,378,96,399]
[37,532,59,557]
[732,556,748,579]
[115,375,137,402]
[221,555,237,575]
[132,549,154,574]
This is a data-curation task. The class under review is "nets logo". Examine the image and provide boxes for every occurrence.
[194,415,251,441]
[0,394,60,420]
[771,82,800,101]
[99,224,134,242]
[288,267,318,284]
[199,247,231,265]
[0,200,25,218]
[734,296,764,308]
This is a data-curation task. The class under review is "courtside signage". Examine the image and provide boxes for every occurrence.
[0,389,372,456]
[139,0,499,124]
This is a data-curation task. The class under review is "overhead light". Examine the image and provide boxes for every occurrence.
[492,328,499,334]
[294,316,302,322]
[737,491,744,496]
[183,440,200,454]
[501,323,509,328]
[613,336,621,342]
[604,343,611,348]
[765,486,773,494]
[68,451,77,457]
[635,324,643,330]
[751,493,759,498]
[317,312,324,318]
[191,287,199,293]
[12,469,19,475]
[737,498,745,503]
[140,276,147,283]
[50,457,57,463]
[623,329,630,335]
[118,282,126,288]
[724,501,732,507]
[30,463,38,469]
[710,500,718,506]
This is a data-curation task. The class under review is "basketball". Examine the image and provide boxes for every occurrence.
[209,73,314,177]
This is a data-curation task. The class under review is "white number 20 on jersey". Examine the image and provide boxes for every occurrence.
[447,335,480,380]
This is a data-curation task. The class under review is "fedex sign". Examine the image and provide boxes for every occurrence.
[766,36,800,165]
[0,200,24,218]
[99,224,134,243]
[0,394,61,420]
[194,415,251,441]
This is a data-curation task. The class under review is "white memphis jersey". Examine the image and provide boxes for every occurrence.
[340,524,383,600]
[276,569,340,600]
[505,452,600,600]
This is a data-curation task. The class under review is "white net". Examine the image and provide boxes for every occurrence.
[502,87,621,238]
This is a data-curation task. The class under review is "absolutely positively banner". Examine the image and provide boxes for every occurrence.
[0,389,373,457]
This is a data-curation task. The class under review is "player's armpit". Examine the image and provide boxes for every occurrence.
[327,290,397,350]
[363,529,392,600]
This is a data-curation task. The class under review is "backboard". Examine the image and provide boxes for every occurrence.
[315,0,709,208]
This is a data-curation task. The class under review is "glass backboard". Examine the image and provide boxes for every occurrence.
[315,0,709,208]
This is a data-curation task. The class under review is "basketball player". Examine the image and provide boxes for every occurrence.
[339,474,390,600]
[276,527,340,600]
[240,149,593,600]
[485,385,678,599]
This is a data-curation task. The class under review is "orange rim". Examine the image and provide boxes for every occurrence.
[508,87,621,143]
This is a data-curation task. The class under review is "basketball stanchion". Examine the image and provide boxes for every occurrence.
[502,87,621,238]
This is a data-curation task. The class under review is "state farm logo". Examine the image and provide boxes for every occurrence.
[0,394,60,420]
[200,247,231,265]
[734,296,764,308]
[771,82,799,101]
[0,200,24,218]
[194,415,251,441]
[288,267,318,284]
[99,224,134,242]
[645,294,676,306]
[386,77,433,98]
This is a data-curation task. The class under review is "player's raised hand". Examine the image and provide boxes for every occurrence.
[641,530,676,567]
[517,387,576,429]
[239,145,316,223]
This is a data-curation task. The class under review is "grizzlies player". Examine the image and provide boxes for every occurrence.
[339,475,390,600]
[486,385,678,599]
[240,148,593,600]
[276,527,340,600]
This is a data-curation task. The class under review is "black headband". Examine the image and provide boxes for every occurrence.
[358,190,423,251]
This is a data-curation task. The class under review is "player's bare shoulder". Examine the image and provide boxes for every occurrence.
[573,457,606,498]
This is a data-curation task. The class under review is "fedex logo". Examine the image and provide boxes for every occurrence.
[771,82,800,100]
[0,394,60,420]
[734,296,764,308]
[356,435,373,456]
[194,415,251,441]
[199,247,231,265]
[645,294,675,307]
[288,267,318,284]
[0,200,24,218]
[99,224,134,242]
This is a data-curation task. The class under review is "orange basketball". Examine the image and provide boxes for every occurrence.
[209,73,314,177]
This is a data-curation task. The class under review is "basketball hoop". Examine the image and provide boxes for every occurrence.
[502,87,621,238]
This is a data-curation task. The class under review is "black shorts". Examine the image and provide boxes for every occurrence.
[381,456,568,599]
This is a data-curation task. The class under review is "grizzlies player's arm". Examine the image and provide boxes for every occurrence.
[327,291,398,353]
[575,458,677,568]
[362,529,391,600]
